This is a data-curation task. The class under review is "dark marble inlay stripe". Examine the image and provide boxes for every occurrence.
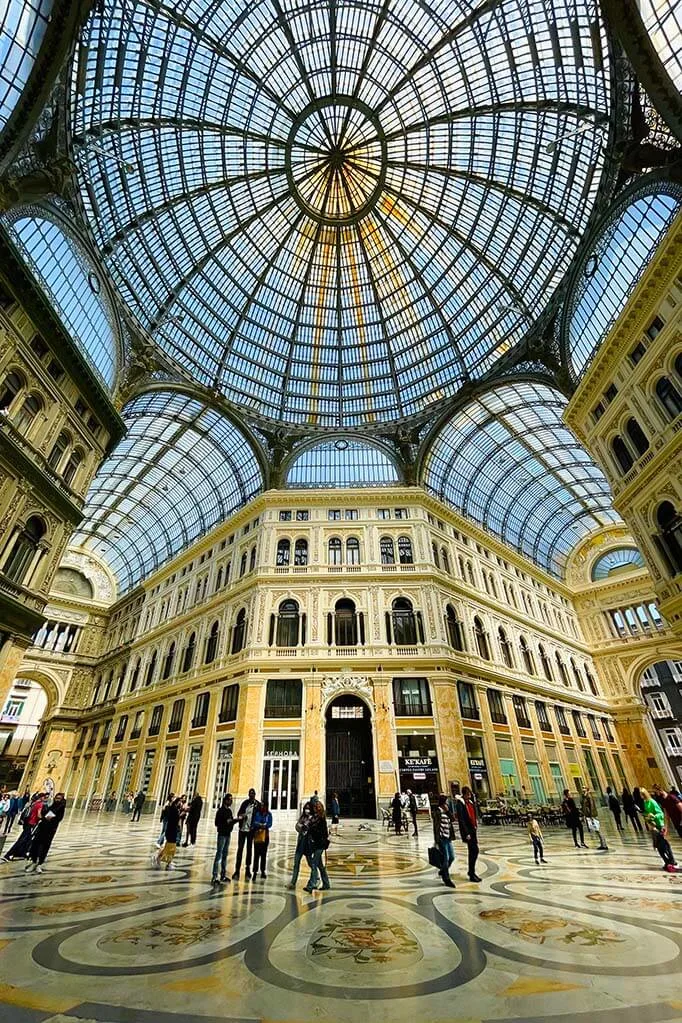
[68,1003,259,1023]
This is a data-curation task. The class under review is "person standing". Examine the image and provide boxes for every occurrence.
[622,787,643,833]
[131,789,145,822]
[233,788,258,880]
[407,790,418,837]
[641,787,677,869]
[3,792,19,834]
[183,793,203,847]
[606,787,623,831]
[527,816,547,864]
[155,794,175,849]
[3,793,45,861]
[390,792,403,835]
[434,793,456,888]
[155,797,181,870]
[330,792,340,836]
[25,794,66,873]
[581,789,608,851]
[211,794,235,885]
[251,800,273,879]
[287,802,313,889]
[456,785,481,882]
[19,789,30,813]
[304,801,331,892]
[653,784,682,840]
[562,789,587,848]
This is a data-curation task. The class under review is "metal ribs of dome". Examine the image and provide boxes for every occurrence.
[72,0,615,429]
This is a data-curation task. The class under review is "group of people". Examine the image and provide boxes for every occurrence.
[432,786,481,888]
[0,789,29,834]
[1,790,66,871]
[390,789,420,836]
[151,791,204,869]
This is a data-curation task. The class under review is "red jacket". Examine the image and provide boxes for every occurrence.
[662,792,682,828]
[27,800,44,826]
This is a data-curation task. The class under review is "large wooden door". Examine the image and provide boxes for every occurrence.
[325,696,375,818]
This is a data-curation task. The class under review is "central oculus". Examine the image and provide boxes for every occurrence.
[286,97,387,226]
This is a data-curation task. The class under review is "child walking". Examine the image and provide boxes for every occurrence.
[527,816,547,864]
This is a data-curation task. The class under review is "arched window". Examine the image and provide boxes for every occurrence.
[585,666,598,696]
[458,555,465,578]
[389,597,423,646]
[445,604,465,651]
[47,431,70,470]
[328,537,342,565]
[249,545,257,572]
[239,552,247,577]
[488,573,497,598]
[467,561,475,586]
[539,643,553,681]
[346,537,360,565]
[432,541,440,567]
[440,547,450,573]
[556,652,570,686]
[676,352,682,382]
[398,536,413,565]
[13,393,43,433]
[144,650,158,686]
[498,626,513,667]
[162,641,176,680]
[294,538,308,566]
[276,538,291,567]
[181,632,196,673]
[62,448,83,486]
[215,567,223,590]
[232,608,247,653]
[205,621,220,663]
[129,658,141,692]
[611,436,634,474]
[380,536,395,565]
[334,598,359,647]
[571,657,584,690]
[0,370,24,411]
[626,417,649,456]
[275,599,300,647]
[519,636,535,674]
[2,515,45,584]
[655,376,682,421]
[655,501,682,575]
[473,616,490,659]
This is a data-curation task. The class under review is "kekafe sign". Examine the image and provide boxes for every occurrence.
[400,756,438,773]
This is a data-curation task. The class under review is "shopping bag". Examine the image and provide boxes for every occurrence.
[428,845,443,869]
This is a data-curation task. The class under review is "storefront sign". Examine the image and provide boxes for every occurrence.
[379,760,395,773]
[468,757,486,772]
[413,772,427,780]
[400,756,438,773]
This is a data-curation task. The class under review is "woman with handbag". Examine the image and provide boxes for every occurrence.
[3,792,44,862]
[304,801,331,892]
[251,800,273,879]
[434,793,456,889]
[26,794,66,873]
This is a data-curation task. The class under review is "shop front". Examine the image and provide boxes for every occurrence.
[397,733,441,799]
[464,733,490,799]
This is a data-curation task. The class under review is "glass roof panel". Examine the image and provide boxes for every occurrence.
[72,0,611,427]
[286,438,400,488]
[566,187,682,379]
[591,547,645,581]
[423,381,620,576]
[71,392,263,593]
[7,216,118,390]
[640,1,682,91]
[0,0,52,132]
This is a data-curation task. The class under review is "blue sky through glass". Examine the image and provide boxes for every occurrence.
[0,0,51,131]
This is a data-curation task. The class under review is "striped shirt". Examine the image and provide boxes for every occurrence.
[438,807,453,839]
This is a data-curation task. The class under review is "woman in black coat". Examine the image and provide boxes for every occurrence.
[622,787,643,833]
[390,792,403,835]
[26,794,66,872]
[183,794,203,846]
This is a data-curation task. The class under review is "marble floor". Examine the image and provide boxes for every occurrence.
[0,811,681,1023]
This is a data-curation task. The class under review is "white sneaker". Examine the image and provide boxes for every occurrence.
[36,866,43,874]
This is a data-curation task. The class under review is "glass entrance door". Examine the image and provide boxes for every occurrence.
[212,740,233,808]
[262,739,299,810]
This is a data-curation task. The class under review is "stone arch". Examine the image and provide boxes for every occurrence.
[14,666,65,719]
[622,645,682,700]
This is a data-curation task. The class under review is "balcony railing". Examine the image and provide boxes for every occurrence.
[459,706,480,721]
[664,744,682,759]
[650,706,674,719]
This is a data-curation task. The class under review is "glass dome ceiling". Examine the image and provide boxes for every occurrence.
[72,0,612,428]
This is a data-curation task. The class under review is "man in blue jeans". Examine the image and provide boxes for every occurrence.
[212,793,235,885]
[435,793,456,888]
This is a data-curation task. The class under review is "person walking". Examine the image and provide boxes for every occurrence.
[2,792,19,834]
[434,794,456,888]
[25,793,66,873]
[183,793,203,847]
[606,787,623,831]
[456,785,481,882]
[304,801,331,892]
[527,816,547,863]
[653,784,682,840]
[407,790,418,837]
[233,788,258,880]
[211,794,235,885]
[581,789,608,851]
[622,787,643,833]
[154,797,181,870]
[562,789,587,848]
[330,792,340,836]
[3,792,45,862]
[287,801,313,889]
[641,787,677,869]
[390,791,403,835]
[131,789,145,822]
[155,794,175,849]
[251,800,273,879]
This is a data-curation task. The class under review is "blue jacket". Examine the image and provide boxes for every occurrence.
[252,810,272,833]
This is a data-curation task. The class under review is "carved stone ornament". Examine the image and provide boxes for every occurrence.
[59,549,115,602]
[320,673,373,707]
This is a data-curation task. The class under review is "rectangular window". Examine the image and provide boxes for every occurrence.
[3,697,24,718]
[168,699,185,733]
[629,342,647,365]
[588,714,600,739]
[646,314,664,340]
[345,509,358,520]
[279,510,292,521]
[549,762,565,797]
[219,684,239,723]
[572,710,587,738]
[265,679,302,718]
[604,383,618,402]
[394,508,409,519]
[393,677,432,716]
[131,710,144,739]
[535,701,552,732]
[47,359,63,381]
[114,716,128,742]
[296,510,309,521]
[487,689,507,725]
[148,705,163,736]
[328,509,341,520]
[601,718,614,742]
[377,508,390,519]
[513,695,531,729]
[192,692,209,728]
[555,705,570,734]
[457,681,479,720]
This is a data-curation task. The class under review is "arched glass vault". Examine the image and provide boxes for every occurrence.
[71,392,263,593]
[423,381,620,577]
[72,0,613,427]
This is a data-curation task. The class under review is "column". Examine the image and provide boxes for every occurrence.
[302,677,322,798]
[194,691,220,800]
[30,723,78,793]
[231,680,265,801]
[0,635,30,713]
[430,677,469,788]
[373,678,398,803]
[474,683,504,795]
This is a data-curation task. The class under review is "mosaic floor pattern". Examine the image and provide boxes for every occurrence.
[0,811,681,1023]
